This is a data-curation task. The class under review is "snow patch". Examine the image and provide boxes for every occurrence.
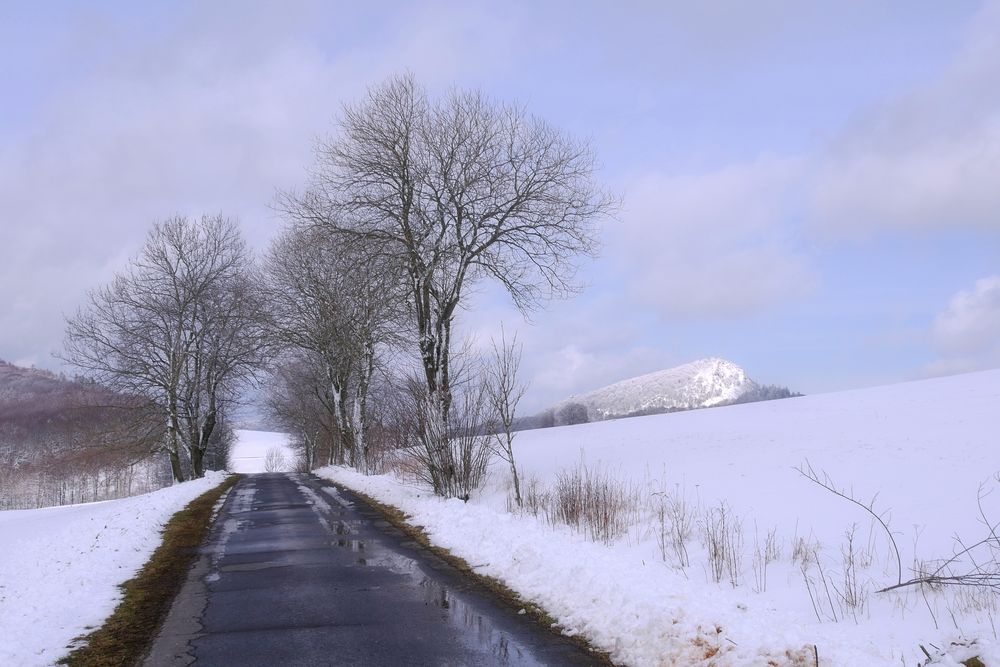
[229,429,297,473]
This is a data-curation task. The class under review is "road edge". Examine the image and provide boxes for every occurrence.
[328,480,617,666]
[59,474,241,667]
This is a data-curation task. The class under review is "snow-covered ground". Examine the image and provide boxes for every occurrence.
[229,429,297,473]
[318,368,1000,666]
[0,472,227,666]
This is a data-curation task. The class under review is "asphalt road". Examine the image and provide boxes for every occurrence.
[144,473,603,666]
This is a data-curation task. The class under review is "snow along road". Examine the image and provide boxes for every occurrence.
[145,473,601,666]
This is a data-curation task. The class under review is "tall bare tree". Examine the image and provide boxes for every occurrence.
[64,215,267,481]
[265,223,405,472]
[280,74,616,496]
[178,256,270,477]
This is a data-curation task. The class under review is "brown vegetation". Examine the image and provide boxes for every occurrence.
[58,474,239,667]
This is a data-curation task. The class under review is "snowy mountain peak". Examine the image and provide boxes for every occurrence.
[555,357,757,421]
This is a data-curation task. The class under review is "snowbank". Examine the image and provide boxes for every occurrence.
[0,471,228,666]
[318,369,1000,666]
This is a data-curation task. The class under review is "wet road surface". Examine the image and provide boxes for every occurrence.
[144,473,602,666]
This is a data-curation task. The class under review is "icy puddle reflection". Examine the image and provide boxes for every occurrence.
[328,511,546,666]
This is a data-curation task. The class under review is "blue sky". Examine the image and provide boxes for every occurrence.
[2,1,999,412]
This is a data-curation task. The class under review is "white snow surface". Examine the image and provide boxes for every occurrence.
[555,357,756,420]
[229,429,297,473]
[319,368,1000,667]
[0,471,228,666]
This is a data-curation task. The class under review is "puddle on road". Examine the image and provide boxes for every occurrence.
[414,570,540,665]
[205,479,257,583]
[326,503,545,666]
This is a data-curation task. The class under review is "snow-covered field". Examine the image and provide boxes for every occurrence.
[229,429,297,473]
[0,472,227,666]
[319,369,1000,666]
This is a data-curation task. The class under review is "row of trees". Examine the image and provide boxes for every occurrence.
[268,74,613,498]
[64,74,613,497]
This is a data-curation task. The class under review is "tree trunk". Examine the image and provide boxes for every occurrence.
[190,446,205,478]
[194,406,217,478]
[330,376,355,467]
[168,450,185,483]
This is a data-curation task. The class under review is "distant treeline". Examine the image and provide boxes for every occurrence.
[720,384,803,406]
[509,384,802,432]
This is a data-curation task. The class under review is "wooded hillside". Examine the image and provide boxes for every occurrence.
[0,360,172,508]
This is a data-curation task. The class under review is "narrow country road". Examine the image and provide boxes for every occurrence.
[144,473,602,666]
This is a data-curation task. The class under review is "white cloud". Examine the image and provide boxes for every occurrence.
[0,3,509,368]
[613,156,815,319]
[926,276,1000,376]
[456,285,681,412]
[812,1,1000,235]
[531,343,677,401]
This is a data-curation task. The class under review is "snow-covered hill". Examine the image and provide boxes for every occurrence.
[553,357,757,420]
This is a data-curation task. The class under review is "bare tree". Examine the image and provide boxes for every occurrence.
[279,74,616,496]
[485,330,527,507]
[265,223,405,473]
[64,215,267,481]
[178,236,270,477]
[265,350,341,470]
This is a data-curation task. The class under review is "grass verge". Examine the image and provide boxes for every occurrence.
[59,474,241,667]
[333,482,616,666]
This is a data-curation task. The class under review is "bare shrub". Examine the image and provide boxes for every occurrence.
[407,368,493,501]
[701,502,744,587]
[857,519,879,569]
[800,549,840,623]
[552,465,585,527]
[550,462,640,545]
[653,493,670,563]
[879,483,1000,596]
[801,560,827,623]
[385,447,426,482]
[653,487,696,568]
[792,535,820,568]
[801,463,1000,602]
[950,585,1000,616]
[836,524,869,621]
[264,447,287,472]
[796,460,902,586]
[517,475,549,518]
[753,525,780,593]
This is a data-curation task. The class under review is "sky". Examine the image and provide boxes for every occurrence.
[2,1,999,413]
